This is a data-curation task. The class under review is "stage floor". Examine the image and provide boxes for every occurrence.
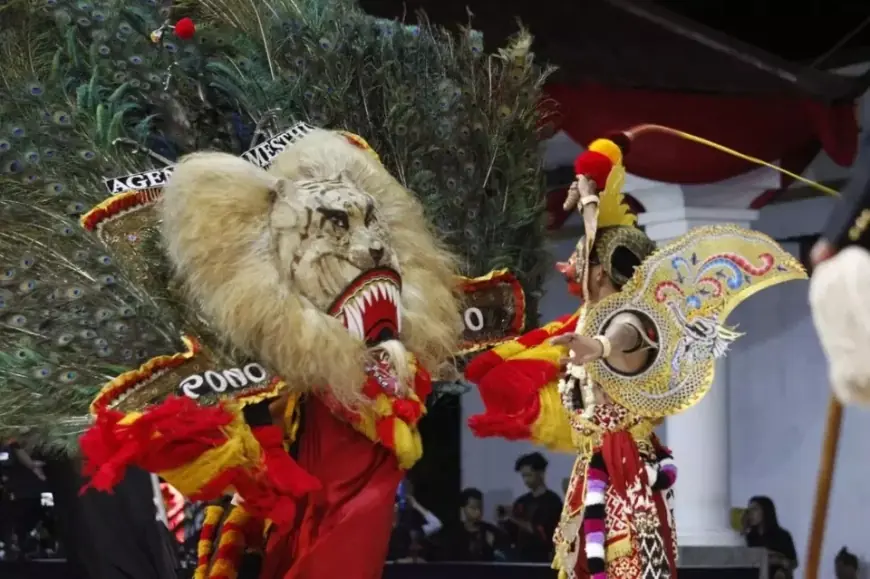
[2,558,766,579]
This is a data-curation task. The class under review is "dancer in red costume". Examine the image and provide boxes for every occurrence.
[464,131,808,579]
[77,125,524,579]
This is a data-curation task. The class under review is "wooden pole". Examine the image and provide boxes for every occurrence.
[804,395,843,579]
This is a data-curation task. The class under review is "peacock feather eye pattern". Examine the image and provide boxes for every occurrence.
[52,111,72,125]
[0,0,548,450]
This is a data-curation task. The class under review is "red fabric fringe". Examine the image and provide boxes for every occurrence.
[392,399,422,423]
[467,359,560,440]
[231,426,321,528]
[465,350,504,384]
[80,397,234,492]
[79,397,320,530]
[375,417,396,448]
[464,315,577,441]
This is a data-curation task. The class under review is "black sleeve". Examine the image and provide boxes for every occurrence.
[822,132,870,252]
[539,491,563,539]
[777,530,798,563]
[745,530,762,548]
[488,522,510,553]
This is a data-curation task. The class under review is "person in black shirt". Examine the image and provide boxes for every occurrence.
[742,496,798,579]
[498,452,563,562]
[386,479,442,563]
[446,488,505,562]
[44,457,177,579]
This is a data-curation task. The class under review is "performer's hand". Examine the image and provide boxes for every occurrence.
[810,238,836,266]
[551,334,604,365]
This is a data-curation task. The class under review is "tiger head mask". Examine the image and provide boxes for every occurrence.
[159,127,462,404]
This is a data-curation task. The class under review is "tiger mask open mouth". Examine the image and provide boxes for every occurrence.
[327,267,402,345]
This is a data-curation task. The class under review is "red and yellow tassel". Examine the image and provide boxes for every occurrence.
[323,363,431,470]
[465,313,578,450]
[194,505,225,579]
[81,395,320,529]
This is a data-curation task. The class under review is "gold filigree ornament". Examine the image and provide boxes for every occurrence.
[580,225,807,417]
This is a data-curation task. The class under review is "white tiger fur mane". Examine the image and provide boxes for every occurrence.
[159,129,462,403]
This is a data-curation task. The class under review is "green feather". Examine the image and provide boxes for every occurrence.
[0,0,552,450]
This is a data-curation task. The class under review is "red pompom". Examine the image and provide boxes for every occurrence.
[174,17,196,40]
[573,150,614,191]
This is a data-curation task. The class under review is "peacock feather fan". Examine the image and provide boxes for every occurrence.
[178,0,555,323]
[1,0,554,447]
[0,5,185,451]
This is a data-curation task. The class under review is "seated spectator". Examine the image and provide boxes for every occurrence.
[387,483,442,562]
[742,495,798,579]
[835,547,859,579]
[445,488,506,562]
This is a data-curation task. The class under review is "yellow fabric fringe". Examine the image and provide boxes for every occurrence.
[352,390,424,469]
[530,385,575,453]
[158,407,263,496]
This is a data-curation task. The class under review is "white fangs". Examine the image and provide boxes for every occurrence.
[341,279,401,340]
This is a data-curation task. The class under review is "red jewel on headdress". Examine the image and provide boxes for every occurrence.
[174,17,196,40]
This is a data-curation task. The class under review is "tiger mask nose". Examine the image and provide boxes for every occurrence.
[369,246,384,265]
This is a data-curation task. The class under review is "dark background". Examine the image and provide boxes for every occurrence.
[654,0,870,65]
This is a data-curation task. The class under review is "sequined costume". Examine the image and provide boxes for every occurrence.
[465,130,807,579]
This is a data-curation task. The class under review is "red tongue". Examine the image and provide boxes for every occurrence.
[327,268,402,344]
[362,295,399,343]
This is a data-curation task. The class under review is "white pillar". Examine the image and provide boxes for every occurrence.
[634,188,761,547]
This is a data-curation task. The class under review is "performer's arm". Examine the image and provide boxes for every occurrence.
[604,322,644,353]
[552,313,654,365]
[408,495,443,537]
[10,442,46,481]
[812,132,870,265]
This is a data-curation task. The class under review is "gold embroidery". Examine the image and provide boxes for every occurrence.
[848,209,870,242]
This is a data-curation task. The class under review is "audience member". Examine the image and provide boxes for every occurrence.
[742,495,798,579]
[0,441,47,559]
[835,547,859,579]
[387,481,442,562]
[445,487,506,561]
[498,452,563,562]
